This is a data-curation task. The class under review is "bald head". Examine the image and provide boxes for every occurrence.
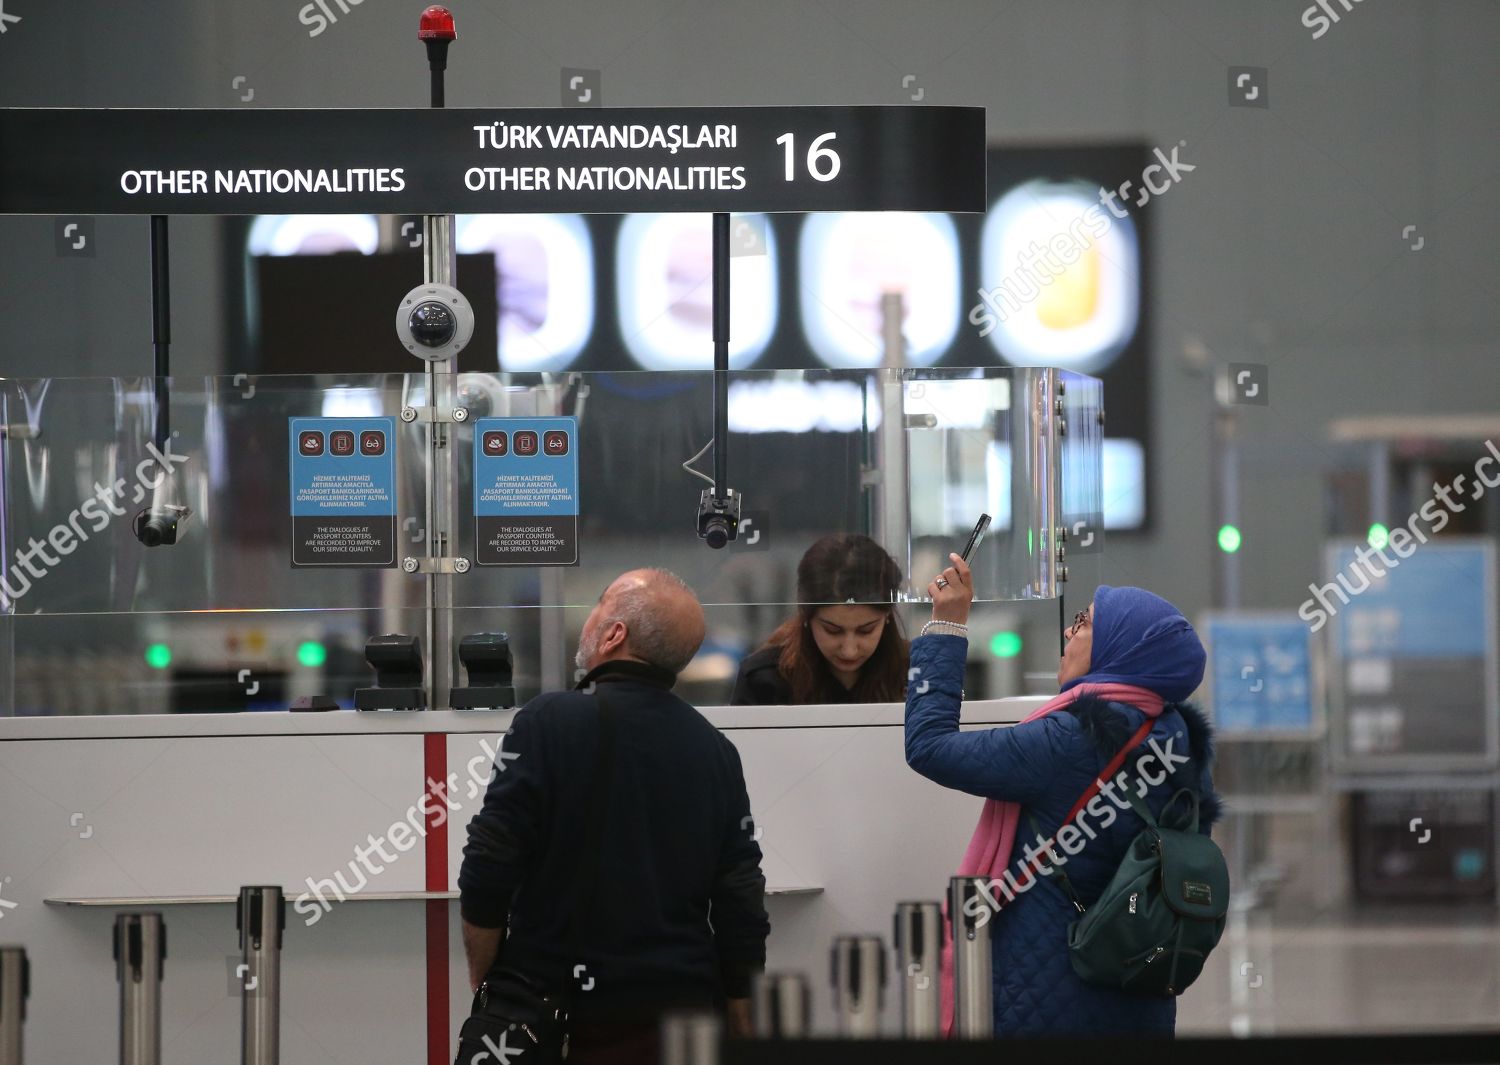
[576,568,706,675]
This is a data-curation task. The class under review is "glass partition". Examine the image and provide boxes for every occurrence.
[0,366,1097,714]
[1059,368,1106,579]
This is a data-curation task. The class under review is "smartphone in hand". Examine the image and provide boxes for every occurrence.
[960,513,991,564]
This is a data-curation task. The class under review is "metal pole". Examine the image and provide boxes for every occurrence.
[948,877,994,1038]
[1220,408,1241,609]
[712,213,730,497]
[1368,441,1391,533]
[892,901,941,1037]
[150,215,171,452]
[659,1011,719,1065]
[1209,363,1243,611]
[751,972,811,1038]
[422,210,458,710]
[114,913,165,1065]
[418,9,459,711]
[501,378,573,693]
[829,934,885,1038]
[0,946,27,1065]
[238,886,284,1065]
[874,293,910,575]
[0,387,13,705]
[1035,369,1062,598]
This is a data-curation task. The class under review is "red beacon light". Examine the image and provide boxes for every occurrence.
[419,3,456,97]
[418,6,456,41]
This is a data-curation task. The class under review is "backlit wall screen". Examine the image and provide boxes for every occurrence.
[616,213,778,370]
[798,212,960,368]
[979,179,1140,375]
[456,213,595,372]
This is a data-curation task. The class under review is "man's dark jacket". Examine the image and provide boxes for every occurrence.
[459,659,770,1018]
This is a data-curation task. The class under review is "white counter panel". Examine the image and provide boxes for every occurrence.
[0,697,1044,1062]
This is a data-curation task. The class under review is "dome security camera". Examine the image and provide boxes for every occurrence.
[395,283,475,361]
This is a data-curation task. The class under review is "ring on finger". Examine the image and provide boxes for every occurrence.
[935,577,949,589]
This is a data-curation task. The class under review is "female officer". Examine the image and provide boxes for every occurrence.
[730,533,909,705]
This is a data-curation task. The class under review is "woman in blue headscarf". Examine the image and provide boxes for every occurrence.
[904,553,1221,1037]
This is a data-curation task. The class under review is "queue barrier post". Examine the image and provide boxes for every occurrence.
[114,913,166,1065]
[237,886,285,1065]
[948,877,995,1038]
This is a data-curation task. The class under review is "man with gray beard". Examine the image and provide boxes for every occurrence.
[459,569,768,1064]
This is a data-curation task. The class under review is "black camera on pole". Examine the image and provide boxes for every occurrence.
[133,505,192,547]
[696,488,741,550]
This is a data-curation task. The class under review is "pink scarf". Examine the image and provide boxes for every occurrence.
[939,682,1165,1035]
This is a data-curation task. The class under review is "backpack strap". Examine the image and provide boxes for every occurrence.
[1017,718,1155,913]
[1031,761,1207,916]
[1121,779,1161,833]
[1026,808,1088,913]
[1136,786,1201,834]
[1066,718,1155,827]
[1025,757,1163,915]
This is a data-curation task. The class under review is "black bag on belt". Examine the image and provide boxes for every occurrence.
[453,691,618,1065]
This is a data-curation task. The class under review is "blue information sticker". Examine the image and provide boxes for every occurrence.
[474,416,580,565]
[1326,540,1496,764]
[1207,613,1315,734]
[1331,543,1490,659]
[288,416,397,567]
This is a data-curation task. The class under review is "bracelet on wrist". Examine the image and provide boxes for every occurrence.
[921,620,969,637]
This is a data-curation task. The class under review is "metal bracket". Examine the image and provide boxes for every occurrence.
[401,555,471,574]
[399,406,469,425]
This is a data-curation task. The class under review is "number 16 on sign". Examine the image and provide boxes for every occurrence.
[776,132,841,182]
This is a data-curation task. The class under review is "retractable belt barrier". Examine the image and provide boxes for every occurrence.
[237,886,285,1065]
[829,935,886,1038]
[0,946,27,1065]
[114,913,166,1065]
[751,972,812,1039]
[661,1011,721,1065]
[893,901,943,1037]
[948,877,995,1039]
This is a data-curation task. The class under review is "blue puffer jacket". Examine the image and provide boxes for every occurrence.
[905,634,1222,1037]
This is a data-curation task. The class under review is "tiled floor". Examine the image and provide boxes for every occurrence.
[1178,905,1500,1035]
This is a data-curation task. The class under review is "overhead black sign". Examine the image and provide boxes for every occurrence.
[0,106,985,216]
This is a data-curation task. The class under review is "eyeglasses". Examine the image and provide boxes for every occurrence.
[1067,609,1092,639]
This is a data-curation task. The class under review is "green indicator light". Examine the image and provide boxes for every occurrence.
[297,641,328,668]
[144,644,172,670]
[990,631,1023,658]
[1217,525,1242,553]
[1367,523,1389,550]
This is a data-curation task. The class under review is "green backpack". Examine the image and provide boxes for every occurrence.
[1031,766,1230,997]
